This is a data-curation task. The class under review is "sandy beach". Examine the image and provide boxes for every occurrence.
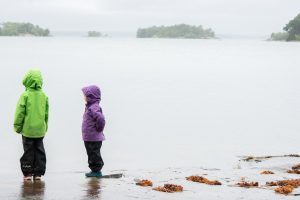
[1,156,299,200]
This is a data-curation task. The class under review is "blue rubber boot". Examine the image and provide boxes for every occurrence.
[85,171,102,177]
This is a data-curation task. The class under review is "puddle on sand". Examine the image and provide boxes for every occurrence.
[20,181,45,199]
[84,178,102,199]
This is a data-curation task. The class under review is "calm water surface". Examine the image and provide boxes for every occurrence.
[0,37,299,175]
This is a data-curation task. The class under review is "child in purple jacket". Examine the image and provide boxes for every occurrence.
[82,85,106,177]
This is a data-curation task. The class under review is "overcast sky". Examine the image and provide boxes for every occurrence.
[1,0,299,36]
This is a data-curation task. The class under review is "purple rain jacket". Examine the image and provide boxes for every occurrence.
[82,85,106,141]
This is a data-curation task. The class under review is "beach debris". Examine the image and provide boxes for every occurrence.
[292,164,300,170]
[153,184,183,193]
[266,179,300,188]
[240,177,246,182]
[186,175,222,185]
[287,169,300,174]
[275,185,294,195]
[237,181,259,188]
[136,179,153,187]
[286,154,300,158]
[243,156,261,162]
[260,171,274,175]
[242,154,300,162]
[283,163,300,174]
[266,179,300,195]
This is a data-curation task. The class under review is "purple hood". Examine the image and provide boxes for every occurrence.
[82,85,101,104]
[82,85,105,141]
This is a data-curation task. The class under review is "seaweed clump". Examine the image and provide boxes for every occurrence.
[266,179,300,195]
[260,171,274,175]
[287,169,300,174]
[237,181,259,188]
[266,179,300,188]
[292,164,300,170]
[285,163,300,174]
[153,184,183,193]
[275,185,294,195]
[186,176,222,185]
[136,180,153,187]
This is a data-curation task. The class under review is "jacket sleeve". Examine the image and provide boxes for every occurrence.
[89,107,105,132]
[14,93,27,133]
[45,97,49,131]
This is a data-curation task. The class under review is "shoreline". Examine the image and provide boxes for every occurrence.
[1,156,300,199]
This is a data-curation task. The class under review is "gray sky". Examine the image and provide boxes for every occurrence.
[1,0,300,36]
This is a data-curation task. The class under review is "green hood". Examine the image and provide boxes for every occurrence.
[14,69,49,138]
[22,69,43,90]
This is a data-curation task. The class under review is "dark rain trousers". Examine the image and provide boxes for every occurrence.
[84,141,104,172]
[20,136,46,176]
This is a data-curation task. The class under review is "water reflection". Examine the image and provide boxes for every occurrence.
[20,180,45,200]
[85,178,102,199]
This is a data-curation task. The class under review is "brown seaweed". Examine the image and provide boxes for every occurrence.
[186,176,222,185]
[275,185,294,195]
[266,179,300,188]
[237,181,259,187]
[136,179,153,187]
[153,184,183,193]
[287,169,300,174]
[266,179,300,195]
[260,171,274,175]
[292,164,300,170]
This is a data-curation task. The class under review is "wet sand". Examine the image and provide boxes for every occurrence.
[1,156,299,200]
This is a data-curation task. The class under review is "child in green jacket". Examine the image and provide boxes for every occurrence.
[14,69,49,181]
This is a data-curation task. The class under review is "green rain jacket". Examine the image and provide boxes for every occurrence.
[14,70,49,138]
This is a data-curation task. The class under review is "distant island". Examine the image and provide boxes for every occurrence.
[0,22,50,36]
[87,31,108,37]
[270,13,300,41]
[136,24,215,39]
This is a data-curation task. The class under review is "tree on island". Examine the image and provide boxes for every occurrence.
[0,22,50,36]
[88,31,102,37]
[87,31,109,37]
[136,24,215,39]
[283,13,300,41]
[270,13,300,41]
[270,32,289,41]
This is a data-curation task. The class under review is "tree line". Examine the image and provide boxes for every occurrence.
[0,22,50,36]
[137,24,215,39]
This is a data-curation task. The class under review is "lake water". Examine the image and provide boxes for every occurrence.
[0,37,299,176]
